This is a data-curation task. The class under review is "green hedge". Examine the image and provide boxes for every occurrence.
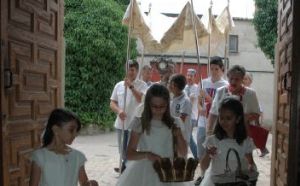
[64,0,136,128]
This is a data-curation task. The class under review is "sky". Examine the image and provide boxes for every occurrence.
[137,0,255,19]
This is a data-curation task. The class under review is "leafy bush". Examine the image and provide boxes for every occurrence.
[64,0,136,128]
[253,0,278,65]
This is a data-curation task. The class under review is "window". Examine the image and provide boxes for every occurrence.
[229,35,238,53]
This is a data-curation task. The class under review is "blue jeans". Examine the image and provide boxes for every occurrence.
[189,119,198,158]
[189,134,198,158]
[197,127,206,160]
[117,129,130,167]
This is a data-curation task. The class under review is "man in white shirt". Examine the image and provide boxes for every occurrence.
[141,64,153,87]
[184,68,198,158]
[110,60,148,173]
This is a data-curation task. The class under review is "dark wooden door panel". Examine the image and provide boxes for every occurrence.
[271,0,300,186]
[1,0,63,185]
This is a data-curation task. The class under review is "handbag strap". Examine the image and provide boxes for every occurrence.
[225,148,242,174]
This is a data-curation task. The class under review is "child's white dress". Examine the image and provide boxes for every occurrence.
[200,135,256,186]
[116,117,193,186]
[31,147,86,186]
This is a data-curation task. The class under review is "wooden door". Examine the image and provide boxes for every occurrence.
[0,0,64,185]
[271,0,300,185]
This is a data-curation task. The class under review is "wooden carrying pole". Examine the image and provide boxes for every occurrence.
[207,0,213,76]
[190,0,203,90]
[223,1,231,77]
[180,52,185,74]
[119,0,134,176]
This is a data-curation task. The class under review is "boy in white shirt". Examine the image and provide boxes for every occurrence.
[169,74,192,146]
[197,56,228,160]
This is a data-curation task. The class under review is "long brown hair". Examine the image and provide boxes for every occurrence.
[141,84,175,134]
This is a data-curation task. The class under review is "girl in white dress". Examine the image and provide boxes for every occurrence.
[116,84,193,186]
[199,98,257,186]
[30,109,98,186]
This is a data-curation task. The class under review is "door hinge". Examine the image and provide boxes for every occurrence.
[0,112,6,120]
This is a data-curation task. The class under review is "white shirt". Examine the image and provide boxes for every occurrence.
[199,77,229,102]
[197,77,228,127]
[170,93,192,142]
[210,86,260,116]
[110,79,148,130]
[184,83,199,120]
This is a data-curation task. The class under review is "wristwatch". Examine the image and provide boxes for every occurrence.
[129,85,134,89]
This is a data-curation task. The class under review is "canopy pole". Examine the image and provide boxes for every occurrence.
[180,52,185,74]
[190,0,205,138]
[119,0,134,176]
[207,0,213,76]
[139,40,145,79]
[190,0,203,90]
[223,1,231,78]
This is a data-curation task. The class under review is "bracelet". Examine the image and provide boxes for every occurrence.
[129,85,134,89]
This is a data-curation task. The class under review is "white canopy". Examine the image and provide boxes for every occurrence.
[122,0,234,56]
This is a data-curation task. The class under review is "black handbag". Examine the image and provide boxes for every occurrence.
[211,148,259,186]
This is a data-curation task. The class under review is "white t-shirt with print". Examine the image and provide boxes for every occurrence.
[200,135,255,186]
[170,93,192,142]
[197,77,228,127]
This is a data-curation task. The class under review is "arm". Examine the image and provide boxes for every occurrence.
[179,114,187,123]
[110,100,126,121]
[245,153,256,171]
[130,86,143,103]
[173,127,188,157]
[29,162,41,186]
[206,113,218,135]
[78,165,99,186]
[179,100,192,123]
[200,146,217,172]
[127,131,161,162]
[200,153,211,172]
[197,99,206,116]
[125,78,143,103]
[245,113,260,126]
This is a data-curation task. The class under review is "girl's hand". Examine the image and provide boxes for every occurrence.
[206,145,218,158]
[172,127,181,137]
[146,152,161,162]
[248,163,257,172]
[83,180,99,186]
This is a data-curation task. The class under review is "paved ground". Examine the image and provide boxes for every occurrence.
[72,132,272,186]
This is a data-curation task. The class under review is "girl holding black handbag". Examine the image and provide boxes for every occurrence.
[199,98,258,186]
